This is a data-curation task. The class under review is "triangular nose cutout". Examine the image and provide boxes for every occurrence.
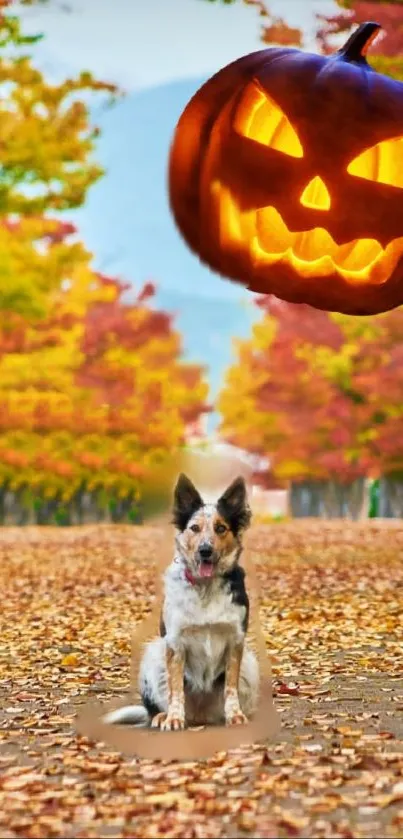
[300,176,331,211]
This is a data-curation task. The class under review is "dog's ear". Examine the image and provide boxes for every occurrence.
[217,476,251,535]
[173,473,204,531]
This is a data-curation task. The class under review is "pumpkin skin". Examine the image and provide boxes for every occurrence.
[168,23,403,316]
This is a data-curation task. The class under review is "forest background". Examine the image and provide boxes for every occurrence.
[1,0,403,524]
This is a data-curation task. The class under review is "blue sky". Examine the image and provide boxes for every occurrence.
[21,0,337,91]
[18,0,337,307]
[19,0,339,426]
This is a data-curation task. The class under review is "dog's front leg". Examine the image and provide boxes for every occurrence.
[224,642,248,726]
[151,644,185,731]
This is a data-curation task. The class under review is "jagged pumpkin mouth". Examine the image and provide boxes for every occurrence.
[213,184,403,285]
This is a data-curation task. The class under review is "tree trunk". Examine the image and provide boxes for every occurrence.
[0,483,8,524]
[289,481,324,517]
[0,486,144,526]
[378,475,403,518]
[80,492,95,523]
[321,478,366,520]
[290,478,367,520]
[71,489,85,525]
[5,488,33,525]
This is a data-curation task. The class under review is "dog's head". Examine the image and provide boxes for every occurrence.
[172,473,251,580]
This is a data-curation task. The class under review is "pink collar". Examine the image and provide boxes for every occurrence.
[184,567,197,586]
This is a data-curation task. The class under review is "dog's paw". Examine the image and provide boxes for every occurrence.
[151,711,185,731]
[161,714,185,732]
[225,709,248,726]
[224,690,248,726]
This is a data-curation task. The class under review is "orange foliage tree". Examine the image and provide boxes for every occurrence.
[316,2,403,81]
[0,263,209,524]
[204,0,302,46]
[218,298,403,518]
[206,0,403,79]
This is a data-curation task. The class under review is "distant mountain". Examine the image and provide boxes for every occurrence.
[154,287,258,398]
[73,78,261,426]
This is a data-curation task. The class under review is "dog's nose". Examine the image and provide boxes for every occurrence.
[199,543,213,560]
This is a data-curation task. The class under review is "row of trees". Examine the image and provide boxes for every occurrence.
[0,1,209,524]
[218,298,403,518]
[2,0,403,524]
[211,0,403,519]
[0,271,209,525]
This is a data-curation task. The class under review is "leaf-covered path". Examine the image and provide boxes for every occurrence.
[0,522,402,838]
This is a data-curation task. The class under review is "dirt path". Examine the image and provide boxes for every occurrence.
[0,522,402,838]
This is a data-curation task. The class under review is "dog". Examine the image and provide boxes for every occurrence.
[103,473,260,731]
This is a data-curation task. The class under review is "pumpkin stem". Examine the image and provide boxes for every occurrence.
[337,22,381,65]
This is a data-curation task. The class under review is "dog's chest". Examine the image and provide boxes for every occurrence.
[163,569,246,691]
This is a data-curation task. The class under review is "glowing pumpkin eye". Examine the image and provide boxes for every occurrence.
[347,137,403,188]
[233,82,303,159]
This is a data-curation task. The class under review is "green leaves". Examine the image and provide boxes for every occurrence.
[0,13,43,47]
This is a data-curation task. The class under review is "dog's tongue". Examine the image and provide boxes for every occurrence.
[200,562,214,578]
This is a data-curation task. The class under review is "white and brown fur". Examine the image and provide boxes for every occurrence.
[104,474,259,730]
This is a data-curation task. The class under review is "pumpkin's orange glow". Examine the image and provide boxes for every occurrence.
[233,84,303,159]
[169,22,403,315]
[300,176,331,211]
[212,181,403,285]
[347,137,403,188]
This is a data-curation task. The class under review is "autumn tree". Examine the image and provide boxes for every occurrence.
[209,0,403,518]
[0,1,211,526]
[342,308,403,515]
[205,0,403,78]
[0,3,118,318]
[75,275,210,522]
[0,265,210,525]
[204,0,302,46]
[316,1,403,80]
[217,298,403,518]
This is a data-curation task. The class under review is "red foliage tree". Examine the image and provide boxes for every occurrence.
[316,2,403,79]
[252,298,374,486]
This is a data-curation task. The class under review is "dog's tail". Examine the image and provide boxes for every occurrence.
[103,704,150,727]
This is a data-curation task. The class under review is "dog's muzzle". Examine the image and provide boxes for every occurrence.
[197,543,215,578]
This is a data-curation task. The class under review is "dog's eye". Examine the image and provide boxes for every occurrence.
[215,524,227,535]
[190,523,200,533]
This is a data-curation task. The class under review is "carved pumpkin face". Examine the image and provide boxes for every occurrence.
[169,23,403,316]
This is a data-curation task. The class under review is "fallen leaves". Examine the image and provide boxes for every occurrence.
[274,681,300,696]
[2,772,46,791]
[60,653,80,668]
[0,522,402,837]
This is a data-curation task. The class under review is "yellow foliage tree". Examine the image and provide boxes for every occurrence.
[0,272,210,523]
[0,3,210,524]
[0,3,117,318]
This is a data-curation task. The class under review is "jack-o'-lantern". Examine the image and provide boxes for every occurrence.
[169,23,403,316]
